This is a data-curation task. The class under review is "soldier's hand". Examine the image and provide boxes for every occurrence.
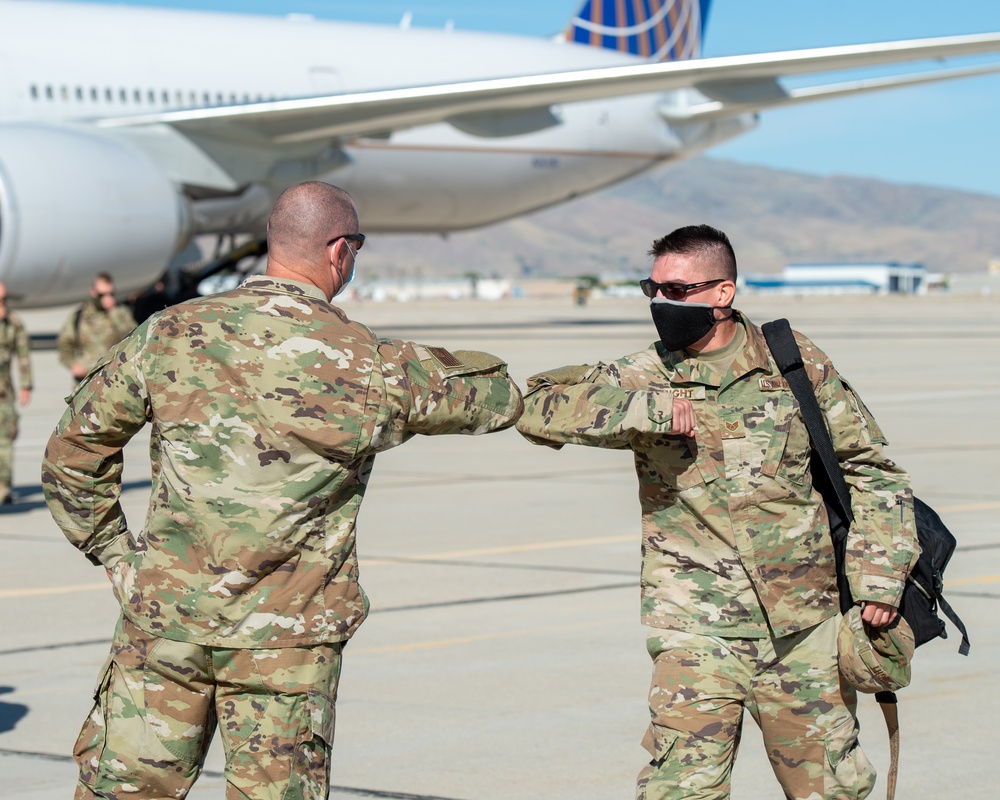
[861,600,898,628]
[670,398,696,437]
[71,363,87,380]
[18,387,30,407]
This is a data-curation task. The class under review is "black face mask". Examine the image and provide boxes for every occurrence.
[650,297,718,352]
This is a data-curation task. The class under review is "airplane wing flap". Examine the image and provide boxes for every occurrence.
[661,63,1000,122]
[694,79,788,105]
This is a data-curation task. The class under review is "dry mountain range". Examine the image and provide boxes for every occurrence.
[360,157,1000,281]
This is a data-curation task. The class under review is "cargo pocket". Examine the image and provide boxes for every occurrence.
[824,715,875,798]
[73,656,113,788]
[285,689,337,800]
[641,723,680,765]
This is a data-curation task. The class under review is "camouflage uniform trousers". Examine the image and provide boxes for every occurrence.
[0,398,17,498]
[637,615,875,800]
[74,615,343,800]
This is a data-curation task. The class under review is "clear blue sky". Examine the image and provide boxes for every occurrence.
[62,0,1000,197]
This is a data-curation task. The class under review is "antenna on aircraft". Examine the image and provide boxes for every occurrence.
[399,11,412,29]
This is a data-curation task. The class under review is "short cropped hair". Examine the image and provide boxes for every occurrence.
[267,182,358,268]
[648,225,738,282]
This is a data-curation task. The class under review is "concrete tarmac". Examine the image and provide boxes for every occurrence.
[1,292,997,799]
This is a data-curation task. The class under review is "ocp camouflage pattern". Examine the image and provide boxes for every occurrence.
[637,616,874,799]
[56,299,136,374]
[517,313,917,638]
[43,276,523,648]
[74,615,342,799]
[0,311,31,496]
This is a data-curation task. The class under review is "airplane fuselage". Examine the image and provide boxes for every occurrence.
[0,2,751,235]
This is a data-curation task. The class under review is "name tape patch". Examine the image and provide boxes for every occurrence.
[662,386,707,400]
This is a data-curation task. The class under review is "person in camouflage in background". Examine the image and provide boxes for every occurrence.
[42,182,524,800]
[0,281,32,505]
[516,225,918,800]
[57,272,136,383]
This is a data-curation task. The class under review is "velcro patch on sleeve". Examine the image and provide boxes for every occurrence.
[426,346,463,368]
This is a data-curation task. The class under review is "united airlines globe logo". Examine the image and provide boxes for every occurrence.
[566,0,706,61]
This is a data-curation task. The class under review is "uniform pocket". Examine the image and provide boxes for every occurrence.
[761,391,810,485]
[284,690,337,800]
[305,689,336,746]
[824,714,875,798]
[72,657,113,787]
[641,723,680,765]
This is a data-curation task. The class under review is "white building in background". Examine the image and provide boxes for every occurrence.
[745,262,945,295]
[341,277,515,302]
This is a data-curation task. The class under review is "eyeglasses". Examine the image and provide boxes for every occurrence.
[639,278,724,300]
[326,233,366,252]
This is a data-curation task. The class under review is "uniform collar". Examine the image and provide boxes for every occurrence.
[242,275,329,303]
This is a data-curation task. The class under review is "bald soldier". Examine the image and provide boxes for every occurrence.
[517,225,917,800]
[43,182,524,799]
[0,282,32,505]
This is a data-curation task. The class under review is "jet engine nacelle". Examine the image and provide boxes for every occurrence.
[0,124,191,307]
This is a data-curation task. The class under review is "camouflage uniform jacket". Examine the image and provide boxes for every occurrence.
[43,277,524,648]
[0,313,32,401]
[56,300,136,372]
[516,313,917,639]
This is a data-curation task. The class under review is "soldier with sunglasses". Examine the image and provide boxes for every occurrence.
[517,224,917,800]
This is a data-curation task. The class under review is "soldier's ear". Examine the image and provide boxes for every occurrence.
[719,280,737,307]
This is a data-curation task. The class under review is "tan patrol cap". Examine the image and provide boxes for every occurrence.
[837,606,915,694]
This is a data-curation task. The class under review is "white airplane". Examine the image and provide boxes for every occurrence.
[1,0,999,307]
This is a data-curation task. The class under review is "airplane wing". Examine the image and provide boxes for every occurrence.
[97,33,1000,146]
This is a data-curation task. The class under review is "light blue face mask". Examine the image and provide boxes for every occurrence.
[334,246,357,297]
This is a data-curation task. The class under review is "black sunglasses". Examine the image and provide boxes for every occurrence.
[639,278,724,300]
[326,233,366,251]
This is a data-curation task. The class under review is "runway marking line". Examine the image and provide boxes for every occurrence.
[371,534,634,562]
[350,619,607,656]
[0,582,107,599]
[947,574,1000,587]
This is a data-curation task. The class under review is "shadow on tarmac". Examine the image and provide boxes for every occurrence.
[0,688,28,734]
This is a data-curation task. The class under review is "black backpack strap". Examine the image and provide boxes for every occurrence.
[937,594,971,656]
[762,320,854,614]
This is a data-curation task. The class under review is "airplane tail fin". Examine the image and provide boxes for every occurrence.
[564,0,711,61]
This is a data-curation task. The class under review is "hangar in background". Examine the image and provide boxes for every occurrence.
[745,262,944,295]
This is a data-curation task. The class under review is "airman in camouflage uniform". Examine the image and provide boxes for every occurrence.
[56,272,136,382]
[516,225,917,800]
[0,282,32,505]
[43,182,524,800]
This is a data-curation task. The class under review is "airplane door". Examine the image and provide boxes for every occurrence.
[308,66,343,96]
